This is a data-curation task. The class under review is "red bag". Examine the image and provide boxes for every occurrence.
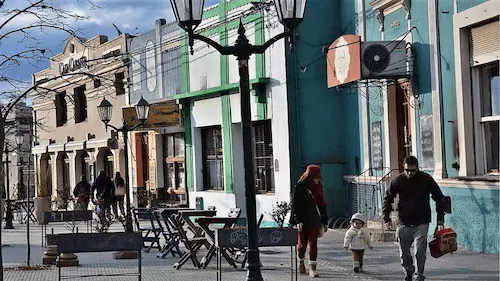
[429,226,457,258]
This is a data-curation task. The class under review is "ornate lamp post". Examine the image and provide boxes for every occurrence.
[3,144,17,230]
[169,1,307,280]
[97,96,150,232]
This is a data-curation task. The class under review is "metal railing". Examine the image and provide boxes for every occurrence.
[345,167,399,225]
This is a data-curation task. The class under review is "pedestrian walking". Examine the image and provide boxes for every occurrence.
[343,212,372,273]
[91,171,115,221]
[290,164,328,278]
[73,175,91,210]
[112,172,126,221]
[383,156,446,281]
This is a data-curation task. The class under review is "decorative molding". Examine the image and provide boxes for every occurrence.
[376,10,385,32]
[402,0,411,19]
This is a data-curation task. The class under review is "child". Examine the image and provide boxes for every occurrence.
[343,212,373,273]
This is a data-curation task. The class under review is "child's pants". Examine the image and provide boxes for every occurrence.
[297,227,320,261]
[351,249,365,268]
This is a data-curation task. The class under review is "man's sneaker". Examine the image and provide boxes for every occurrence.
[354,267,360,273]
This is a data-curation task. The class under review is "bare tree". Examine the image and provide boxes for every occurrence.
[0,0,121,274]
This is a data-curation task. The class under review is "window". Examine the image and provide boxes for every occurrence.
[163,133,185,189]
[476,62,499,174]
[114,72,125,95]
[55,92,67,127]
[73,85,87,123]
[202,126,223,190]
[252,121,274,193]
[93,79,101,89]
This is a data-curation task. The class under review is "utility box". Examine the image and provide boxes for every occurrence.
[195,197,204,210]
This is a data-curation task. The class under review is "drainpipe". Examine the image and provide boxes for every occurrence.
[434,0,448,178]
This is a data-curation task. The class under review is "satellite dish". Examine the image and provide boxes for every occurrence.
[362,44,390,73]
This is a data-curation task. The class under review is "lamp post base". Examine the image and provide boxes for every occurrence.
[4,203,15,229]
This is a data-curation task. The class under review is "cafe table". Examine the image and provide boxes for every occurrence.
[196,217,239,269]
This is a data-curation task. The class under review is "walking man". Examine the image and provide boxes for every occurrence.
[383,156,446,281]
[73,175,91,210]
[91,171,115,221]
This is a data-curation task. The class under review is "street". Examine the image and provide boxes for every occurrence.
[1,223,498,281]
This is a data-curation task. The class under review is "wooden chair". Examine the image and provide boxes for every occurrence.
[239,214,265,268]
[153,210,182,258]
[132,208,162,253]
[172,214,208,269]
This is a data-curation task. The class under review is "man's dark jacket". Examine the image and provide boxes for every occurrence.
[92,175,115,200]
[383,170,445,226]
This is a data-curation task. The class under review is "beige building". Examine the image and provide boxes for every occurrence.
[31,34,129,205]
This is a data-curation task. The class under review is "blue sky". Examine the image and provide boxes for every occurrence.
[1,0,219,86]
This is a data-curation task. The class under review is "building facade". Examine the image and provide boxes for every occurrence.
[2,102,35,201]
[287,0,498,253]
[128,0,291,222]
[31,34,129,205]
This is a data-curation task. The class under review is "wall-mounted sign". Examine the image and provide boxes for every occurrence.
[420,114,435,170]
[371,121,383,169]
[122,100,180,129]
[327,34,362,88]
[59,56,87,75]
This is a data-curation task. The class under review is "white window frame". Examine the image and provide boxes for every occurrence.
[453,0,500,176]
[471,63,500,174]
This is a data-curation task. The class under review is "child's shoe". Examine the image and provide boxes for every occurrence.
[353,261,360,273]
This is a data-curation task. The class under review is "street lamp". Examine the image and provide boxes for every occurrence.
[3,144,18,230]
[97,96,150,232]
[16,132,25,200]
[170,1,307,280]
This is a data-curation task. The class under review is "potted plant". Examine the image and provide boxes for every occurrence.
[269,201,291,228]
[34,171,51,224]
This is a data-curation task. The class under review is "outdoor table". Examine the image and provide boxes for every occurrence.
[178,209,217,237]
[196,217,238,269]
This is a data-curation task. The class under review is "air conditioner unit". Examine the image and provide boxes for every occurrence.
[327,35,412,88]
[361,41,408,78]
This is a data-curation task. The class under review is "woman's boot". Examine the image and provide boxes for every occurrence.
[309,261,319,277]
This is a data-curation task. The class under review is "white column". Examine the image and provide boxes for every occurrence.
[50,154,57,199]
[428,0,446,179]
[357,0,370,171]
[68,152,77,194]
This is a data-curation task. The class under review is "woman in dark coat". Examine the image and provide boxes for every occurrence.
[290,164,328,277]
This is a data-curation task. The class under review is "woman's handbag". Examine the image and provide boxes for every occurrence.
[428,224,457,258]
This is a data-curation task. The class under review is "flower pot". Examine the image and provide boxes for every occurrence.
[35,197,51,225]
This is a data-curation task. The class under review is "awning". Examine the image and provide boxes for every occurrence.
[32,145,48,155]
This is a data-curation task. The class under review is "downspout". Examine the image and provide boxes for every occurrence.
[434,0,448,178]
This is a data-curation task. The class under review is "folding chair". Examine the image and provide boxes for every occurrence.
[153,210,182,258]
[239,214,265,268]
[132,208,162,252]
[172,214,208,269]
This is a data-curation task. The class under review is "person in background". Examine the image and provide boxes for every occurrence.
[383,156,446,281]
[343,212,373,273]
[73,175,91,210]
[290,164,328,278]
[112,172,126,221]
[91,170,115,220]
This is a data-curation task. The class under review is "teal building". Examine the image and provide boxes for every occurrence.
[287,0,499,253]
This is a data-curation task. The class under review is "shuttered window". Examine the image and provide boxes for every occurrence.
[202,126,224,190]
[470,20,499,65]
[74,85,87,123]
[252,120,274,193]
[55,91,67,127]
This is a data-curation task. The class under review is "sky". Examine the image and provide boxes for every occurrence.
[0,0,219,87]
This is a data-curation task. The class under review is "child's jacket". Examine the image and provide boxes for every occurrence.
[343,226,372,250]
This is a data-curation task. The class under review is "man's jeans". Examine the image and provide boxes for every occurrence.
[396,224,429,280]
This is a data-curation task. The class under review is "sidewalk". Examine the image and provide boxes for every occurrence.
[1,223,498,281]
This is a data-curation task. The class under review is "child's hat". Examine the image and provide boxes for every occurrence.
[350,212,366,224]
